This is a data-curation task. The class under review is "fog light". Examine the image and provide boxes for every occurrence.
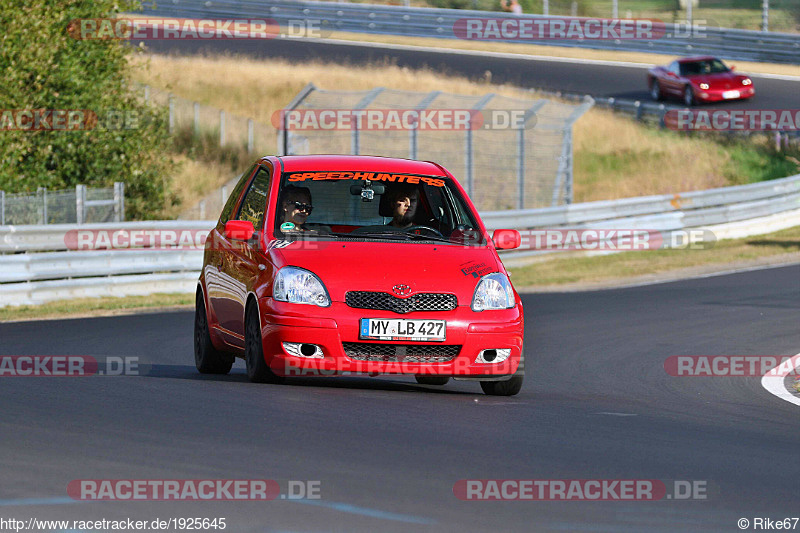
[283,342,324,358]
[476,348,511,364]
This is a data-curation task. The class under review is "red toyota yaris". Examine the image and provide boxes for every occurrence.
[194,155,525,395]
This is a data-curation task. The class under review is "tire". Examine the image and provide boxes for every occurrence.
[480,375,523,396]
[194,290,234,374]
[650,80,663,101]
[415,375,450,386]
[244,301,283,384]
[683,85,695,107]
[480,350,525,396]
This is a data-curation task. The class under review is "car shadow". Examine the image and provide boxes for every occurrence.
[137,363,475,395]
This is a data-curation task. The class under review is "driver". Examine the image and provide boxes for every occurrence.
[279,185,330,234]
[386,185,419,229]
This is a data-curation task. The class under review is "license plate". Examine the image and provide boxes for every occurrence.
[360,318,446,341]
[722,90,740,99]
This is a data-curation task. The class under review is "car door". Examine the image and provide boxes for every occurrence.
[663,61,682,96]
[223,165,273,343]
[206,165,257,342]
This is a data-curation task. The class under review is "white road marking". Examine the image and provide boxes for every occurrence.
[760,352,800,407]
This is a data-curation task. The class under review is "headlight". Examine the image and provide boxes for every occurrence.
[699,83,709,90]
[742,78,752,86]
[471,272,514,311]
[273,267,330,307]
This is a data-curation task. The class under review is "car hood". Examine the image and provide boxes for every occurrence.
[269,240,503,302]
[689,72,744,88]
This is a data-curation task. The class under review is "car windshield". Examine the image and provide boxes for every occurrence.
[680,59,729,76]
[273,170,485,245]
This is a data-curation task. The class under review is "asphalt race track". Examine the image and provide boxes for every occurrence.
[140,37,800,111]
[1,264,798,532]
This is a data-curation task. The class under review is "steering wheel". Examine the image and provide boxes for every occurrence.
[405,225,444,238]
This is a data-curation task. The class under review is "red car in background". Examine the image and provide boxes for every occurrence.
[194,155,526,396]
[648,56,754,106]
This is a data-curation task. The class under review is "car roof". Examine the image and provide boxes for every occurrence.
[677,56,718,63]
[264,155,449,176]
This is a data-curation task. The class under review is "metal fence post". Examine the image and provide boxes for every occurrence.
[113,182,124,222]
[247,119,254,153]
[466,94,495,197]
[762,0,769,32]
[515,99,548,210]
[410,91,441,160]
[351,88,384,156]
[76,184,86,225]
[612,0,618,19]
[193,102,200,134]
[543,0,548,16]
[0,190,4,225]
[144,84,150,104]
[220,110,226,147]
[278,83,317,156]
[168,93,174,134]
[41,187,47,224]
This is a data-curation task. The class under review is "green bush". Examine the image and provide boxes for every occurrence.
[0,0,176,219]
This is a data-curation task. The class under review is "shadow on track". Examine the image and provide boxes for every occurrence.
[138,363,476,395]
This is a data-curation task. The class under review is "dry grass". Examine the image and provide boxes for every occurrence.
[131,53,782,205]
[165,154,239,219]
[572,108,732,201]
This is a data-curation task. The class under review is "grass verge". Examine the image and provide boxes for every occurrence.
[509,225,800,289]
[0,294,193,323]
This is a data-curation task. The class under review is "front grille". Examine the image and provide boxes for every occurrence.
[343,342,461,362]
[346,291,457,314]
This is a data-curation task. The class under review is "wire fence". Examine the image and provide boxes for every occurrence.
[279,84,593,211]
[0,184,125,226]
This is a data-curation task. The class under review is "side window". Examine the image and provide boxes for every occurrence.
[218,164,256,227]
[671,62,681,76]
[236,167,272,231]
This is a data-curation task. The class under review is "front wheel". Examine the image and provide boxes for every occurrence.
[194,290,234,374]
[480,375,523,396]
[245,302,283,384]
[480,350,524,396]
[683,85,695,107]
[650,80,663,101]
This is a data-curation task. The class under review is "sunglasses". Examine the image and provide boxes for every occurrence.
[291,201,313,213]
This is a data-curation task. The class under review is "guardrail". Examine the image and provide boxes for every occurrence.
[143,0,800,65]
[1,173,799,306]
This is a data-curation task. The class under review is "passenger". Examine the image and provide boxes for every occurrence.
[386,185,419,229]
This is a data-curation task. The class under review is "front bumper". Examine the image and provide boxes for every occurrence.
[258,298,523,378]
[696,86,755,102]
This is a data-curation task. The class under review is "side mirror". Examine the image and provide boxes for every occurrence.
[730,65,736,71]
[224,220,255,241]
[667,71,677,78]
[492,229,521,250]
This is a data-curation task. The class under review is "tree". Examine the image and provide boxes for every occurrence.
[0,0,176,219]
